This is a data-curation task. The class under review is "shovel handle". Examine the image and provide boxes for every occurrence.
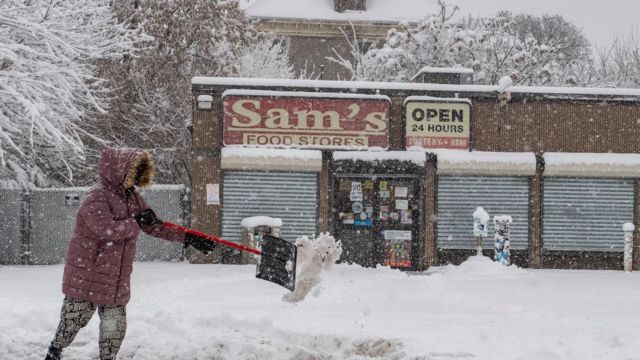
[162,221,262,255]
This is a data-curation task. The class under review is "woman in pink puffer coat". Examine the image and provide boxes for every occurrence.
[44,147,214,360]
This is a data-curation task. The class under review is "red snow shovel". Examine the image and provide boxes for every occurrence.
[162,222,297,291]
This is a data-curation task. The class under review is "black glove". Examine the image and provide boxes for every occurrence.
[183,233,216,255]
[134,208,162,227]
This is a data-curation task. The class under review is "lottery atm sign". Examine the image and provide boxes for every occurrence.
[405,98,471,150]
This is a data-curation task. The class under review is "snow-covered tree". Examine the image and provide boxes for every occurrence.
[592,31,640,87]
[329,1,466,82]
[0,0,144,187]
[331,2,592,87]
[98,0,293,185]
[471,12,592,85]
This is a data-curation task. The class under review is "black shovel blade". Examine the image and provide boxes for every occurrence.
[256,234,297,291]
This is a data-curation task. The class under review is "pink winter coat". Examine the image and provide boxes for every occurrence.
[62,148,185,305]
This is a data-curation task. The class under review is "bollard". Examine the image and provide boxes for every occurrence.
[623,223,634,273]
[473,207,489,255]
[493,215,512,266]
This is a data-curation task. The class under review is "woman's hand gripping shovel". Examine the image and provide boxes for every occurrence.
[162,222,297,291]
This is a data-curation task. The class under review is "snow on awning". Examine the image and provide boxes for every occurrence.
[221,147,323,172]
[543,152,640,178]
[432,150,537,176]
[333,150,426,165]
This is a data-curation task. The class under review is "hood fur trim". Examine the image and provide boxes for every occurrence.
[123,150,154,189]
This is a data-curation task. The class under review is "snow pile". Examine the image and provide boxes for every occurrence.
[240,216,283,229]
[431,255,523,279]
[473,207,490,223]
[493,215,513,224]
[3,262,640,359]
[283,233,343,303]
[623,223,635,232]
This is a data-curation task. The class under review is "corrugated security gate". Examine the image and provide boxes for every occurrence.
[29,186,185,265]
[542,177,635,252]
[222,171,318,243]
[437,175,530,250]
[0,188,23,264]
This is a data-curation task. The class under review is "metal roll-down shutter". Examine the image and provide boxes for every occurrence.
[542,177,634,252]
[437,175,530,250]
[222,171,318,243]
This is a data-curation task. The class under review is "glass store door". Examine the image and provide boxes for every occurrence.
[333,176,420,269]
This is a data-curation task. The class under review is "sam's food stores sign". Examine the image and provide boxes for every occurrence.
[223,90,390,149]
[405,97,471,150]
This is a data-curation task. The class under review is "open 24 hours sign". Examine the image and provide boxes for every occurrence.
[223,90,390,149]
[405,96,471,150]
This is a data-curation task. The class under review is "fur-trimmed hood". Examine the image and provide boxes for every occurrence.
[98,147,154,192]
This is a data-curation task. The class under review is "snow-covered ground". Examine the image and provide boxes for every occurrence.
[2,257,640,360]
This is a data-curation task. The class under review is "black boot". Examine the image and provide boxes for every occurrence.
[44,345,61,360]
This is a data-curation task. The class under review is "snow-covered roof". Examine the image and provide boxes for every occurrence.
[223,89,390,101]
[544,152,640,178]
[430,150,537,176]
[194,77,640,102]
[240,0,437,23]
[221,147,323,172]
[333,150,426,165]
[404,96,472,105]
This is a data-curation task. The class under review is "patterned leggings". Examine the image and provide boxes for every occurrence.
[51,297,127,360]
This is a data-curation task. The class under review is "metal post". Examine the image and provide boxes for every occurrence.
[20,190,32,265]
[624,223,635,273]
[475,236,483,255]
